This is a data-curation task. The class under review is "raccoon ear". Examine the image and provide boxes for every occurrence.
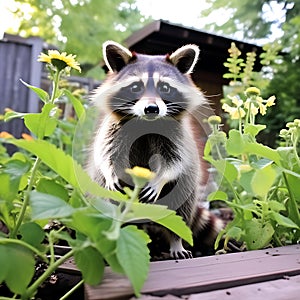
[168,44,200,74]
[103,41,133,73]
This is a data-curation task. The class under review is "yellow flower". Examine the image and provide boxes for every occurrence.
[230,95,243,107]
[38,50,81,72]
[228,42,241,57]
[245,87,261,96]
[266,95,276,107]
[126,166,155,181]
[258,103,267,115]
[126,166,156,189]
[250,105,259,116]
[208,115,222,125]
[222,103,246,119]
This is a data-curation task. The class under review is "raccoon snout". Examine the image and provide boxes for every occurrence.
[144,104,159,115]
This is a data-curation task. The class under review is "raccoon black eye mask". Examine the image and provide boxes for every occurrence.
[86,41,223,259]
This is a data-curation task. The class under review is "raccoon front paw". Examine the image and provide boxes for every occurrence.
[139,185,157,203]
[170,239,193,259]
[105,175,122,191]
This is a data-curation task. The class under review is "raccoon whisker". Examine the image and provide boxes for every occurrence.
[112,97,137,103]
[203,93,221,98]
[166,102,187,106]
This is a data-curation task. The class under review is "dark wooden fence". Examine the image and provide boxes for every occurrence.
[0,34,100,141]
[0,34,44,138]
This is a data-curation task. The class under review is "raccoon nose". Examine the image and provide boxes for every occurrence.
[144,104,159,115]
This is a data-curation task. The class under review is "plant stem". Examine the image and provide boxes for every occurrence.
[120,185,141,220]
[50,69,61,104]
[10,157,42,239]
[282,172,300,226]
[59,279,84,300]
[25,249,74,299]
[0,238,47,262]
[292,136,300,167]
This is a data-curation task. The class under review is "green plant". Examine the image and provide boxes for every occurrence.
[0,50,192,299]
[204,46,300,251]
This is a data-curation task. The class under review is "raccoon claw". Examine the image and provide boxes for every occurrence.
[139,186,157,203]
[171,249,193,260]
[170,240,193,259]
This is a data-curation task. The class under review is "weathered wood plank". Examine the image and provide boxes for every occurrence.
[189,274,300,300]
[85,245,300,300]
[136,275,300,300]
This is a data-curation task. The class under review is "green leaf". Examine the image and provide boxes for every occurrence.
[125,202,193,246]
[0,243,35,294]
[226,226,242,240]
[226,129,244,155]
[70,210,124,274]
[239,170,255,193]
[251,164,277,198]
[203,139,212,158]
[20,79,50,103]
[4,159,31,179]
[64,89,86,120]
[36,178,69,201]
[0,159,31,201]
[30,191,74,220]
[244,220,274,250]
[207,191,228,201]
[251,158,273,169]
[4,110,27,122]
[244,142,281,166]
[116,226,150,297]
[74,246,105,285]
[5,139,127,202]
[244,124,266,137]
[284,173,300,227]
[70,209,112,241]
[24,103,58,138]
[268,212,299,229]
[0,173,15,201]
[268,200,286,212]
[211,159,238,184]
[155,213,193,246]
[19,222,45,249]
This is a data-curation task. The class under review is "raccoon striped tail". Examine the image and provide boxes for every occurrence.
[191,206,224,256]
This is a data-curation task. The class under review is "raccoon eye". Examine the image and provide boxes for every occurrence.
[129,82,144,93]
[158,82,171,94]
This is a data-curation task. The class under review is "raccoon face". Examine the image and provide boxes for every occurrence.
[96,41,205,120]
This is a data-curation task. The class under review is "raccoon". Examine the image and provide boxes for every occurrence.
[87,41,223,259]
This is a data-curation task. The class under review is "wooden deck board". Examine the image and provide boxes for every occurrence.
[85,245,300,300]
[188,274,300,300]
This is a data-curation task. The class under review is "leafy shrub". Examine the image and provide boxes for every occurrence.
[205,44,300,251]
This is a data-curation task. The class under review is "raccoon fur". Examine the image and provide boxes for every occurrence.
[87,41,223,259]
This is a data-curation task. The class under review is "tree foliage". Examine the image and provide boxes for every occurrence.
[12,0,150,76]
[202,0,300,139]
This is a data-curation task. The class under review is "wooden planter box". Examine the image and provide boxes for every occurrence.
[83,244,300,300]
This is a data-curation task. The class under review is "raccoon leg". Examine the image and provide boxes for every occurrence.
[169,235,192,259]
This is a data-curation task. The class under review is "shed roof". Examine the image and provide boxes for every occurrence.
[125,20,262,74]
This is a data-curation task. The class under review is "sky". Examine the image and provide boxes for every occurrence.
[135,0,224,28]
